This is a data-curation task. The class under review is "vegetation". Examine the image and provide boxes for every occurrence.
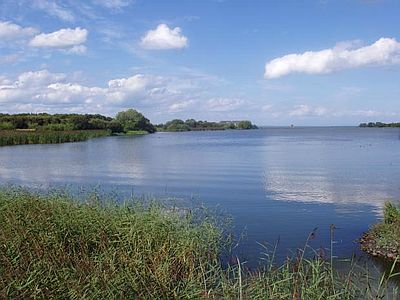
[0,112,258,146]
[0,109,156,146]
[1,188,399,299]
[360,202,400,260]
[126,130,150,135]
[156,119,258,132]
[0,130,109,146]
[115,109,156,133]
[0,113,116,132]
[359,122,400,128]
[0,110,156,134]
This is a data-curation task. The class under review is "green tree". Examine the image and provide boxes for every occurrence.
[164,119,190,131]
[237,120,253,129]
[115,109,155,133]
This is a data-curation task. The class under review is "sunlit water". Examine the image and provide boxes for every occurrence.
[1,127,400,264]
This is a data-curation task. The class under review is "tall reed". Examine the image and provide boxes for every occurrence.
[0,187,399,299]
[0,130,109,146]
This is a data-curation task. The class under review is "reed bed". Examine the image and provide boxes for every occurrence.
[0,188,399,299]
[0,130,109,146]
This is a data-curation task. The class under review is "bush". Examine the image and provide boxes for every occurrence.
[384,202,400,224]
[115,109,155,133]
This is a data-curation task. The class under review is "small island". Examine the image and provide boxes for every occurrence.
[359,122,400,128]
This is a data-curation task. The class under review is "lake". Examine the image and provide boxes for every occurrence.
[1,127,400,264]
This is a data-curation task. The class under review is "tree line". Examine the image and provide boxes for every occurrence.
[0,110,257,134]
[156,119,257,132]
[359,122,400,128]
[0,109,155,134]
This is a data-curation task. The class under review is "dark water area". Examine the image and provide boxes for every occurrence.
[1,127,400,265]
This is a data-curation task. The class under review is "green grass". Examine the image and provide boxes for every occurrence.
[0,130,109,146]
[125,130,149,135]
[361,202,400,260]
[0,188,399,299]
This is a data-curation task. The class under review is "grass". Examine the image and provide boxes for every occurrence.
[360,202,400,260]
[0,130,109,146]
[125,130,149,135]
[0,188,399,299]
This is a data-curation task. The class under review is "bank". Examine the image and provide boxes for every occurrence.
[360,202,400,261]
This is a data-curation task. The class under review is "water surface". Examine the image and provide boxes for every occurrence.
[1,127,400,263]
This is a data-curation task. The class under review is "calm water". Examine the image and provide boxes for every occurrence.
[1,127,400,263]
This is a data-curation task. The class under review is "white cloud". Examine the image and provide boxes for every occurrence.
[108,74,150,92]
[17,70,66,87]
[43,83,106,103]
[207,98,248,112]
[107,74,156,103]
[0,22,88,55]
[93,0,132,9]
[168,100,194,113]
[140,24,188,50]
[0,76,11,85]
[0,21,38,40]
[351,110,383,117]
[0,70,165,112]
[289,104,328,117]
[0,70,66,103]
[32,0,75,22]
[66,45,87,55]
[265,37,400,79]
[29,27,88,49]
[262,104,273,112]
[0,69,254,118]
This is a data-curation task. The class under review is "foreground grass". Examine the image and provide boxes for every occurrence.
[0,188,399,299]
[0,130,109,146]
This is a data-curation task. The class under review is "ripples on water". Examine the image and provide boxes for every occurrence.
[1,127,400,263]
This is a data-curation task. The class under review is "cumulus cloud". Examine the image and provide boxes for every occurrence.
[0,69,251,118]
[0,70,66,103]
[264,38,400,79]
[43,83,106,104]
[140,24,188,50]
[107,74,156,103]
[29,27,88,49]
[0,21,38,40]
[0,70,176,115]
[17,69,66,87]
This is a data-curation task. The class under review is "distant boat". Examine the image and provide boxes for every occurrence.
[290,124,294,128]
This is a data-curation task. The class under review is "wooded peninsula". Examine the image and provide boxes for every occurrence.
[359,122,400,128]
[0,110,257,146]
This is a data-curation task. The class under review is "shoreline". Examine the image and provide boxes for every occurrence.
[359,202,400,261]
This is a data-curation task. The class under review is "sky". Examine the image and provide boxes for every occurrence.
[0,0,399,126]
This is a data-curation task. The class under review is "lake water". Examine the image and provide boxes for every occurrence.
[1,127,400,264]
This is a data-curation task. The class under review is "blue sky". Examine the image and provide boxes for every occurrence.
[0,0,399,125]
